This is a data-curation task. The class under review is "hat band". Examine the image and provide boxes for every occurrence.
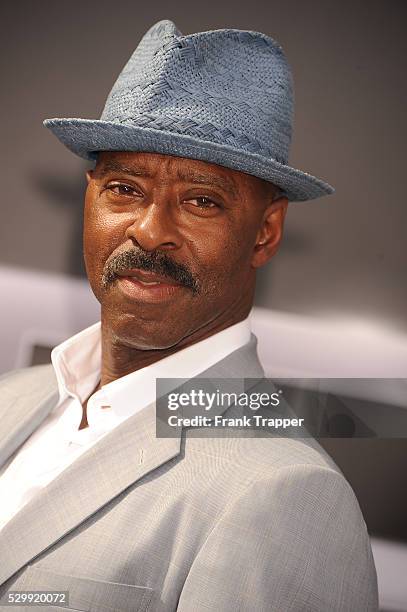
[106,112,287,164]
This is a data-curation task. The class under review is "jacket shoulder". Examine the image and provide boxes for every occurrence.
[0,364,57,397]
[186,432,341,476]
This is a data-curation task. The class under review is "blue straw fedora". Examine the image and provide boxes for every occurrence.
[44,19,334,202]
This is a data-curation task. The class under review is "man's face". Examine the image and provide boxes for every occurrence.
[84,151,287,349]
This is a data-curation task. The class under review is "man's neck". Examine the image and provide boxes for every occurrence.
[99,308,250,387]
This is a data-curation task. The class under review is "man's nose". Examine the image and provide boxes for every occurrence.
[125,202,181,252]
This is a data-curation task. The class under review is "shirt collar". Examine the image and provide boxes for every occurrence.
[51,321,101,406]
[51,317,252,421]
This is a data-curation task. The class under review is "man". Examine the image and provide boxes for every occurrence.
[0,19,377,611]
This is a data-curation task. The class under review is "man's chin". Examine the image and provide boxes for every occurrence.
[104,311,191,351]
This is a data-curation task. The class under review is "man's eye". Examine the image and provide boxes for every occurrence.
[186,196,217,208]
[107,183,139,197]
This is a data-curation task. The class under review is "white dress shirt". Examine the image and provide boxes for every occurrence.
[0,317,251,532]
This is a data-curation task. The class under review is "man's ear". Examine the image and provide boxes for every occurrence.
[251,196,289,268]
[86,169,94,184]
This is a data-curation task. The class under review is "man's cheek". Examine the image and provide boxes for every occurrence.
[84,216,118,267]
[83,234,109,295]
[84,235,101,275]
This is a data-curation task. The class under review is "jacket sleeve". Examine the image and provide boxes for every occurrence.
[176,464,378,612]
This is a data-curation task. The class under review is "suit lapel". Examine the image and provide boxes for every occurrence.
[0,333,263,585]
[0,399,181,585]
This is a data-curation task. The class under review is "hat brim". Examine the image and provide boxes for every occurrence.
[44,118,334,202]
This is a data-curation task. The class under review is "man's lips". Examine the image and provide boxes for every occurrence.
[116,268,181,286]
[115,268,184,304]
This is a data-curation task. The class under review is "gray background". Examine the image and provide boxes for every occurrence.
[1,0,406,555]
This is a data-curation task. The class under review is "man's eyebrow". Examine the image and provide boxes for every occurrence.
[95,160,153,177]
[176,170,237,198]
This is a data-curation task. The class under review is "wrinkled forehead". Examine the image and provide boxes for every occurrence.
[94,151,277,198]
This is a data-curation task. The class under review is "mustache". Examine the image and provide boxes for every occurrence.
[101,248,200,294]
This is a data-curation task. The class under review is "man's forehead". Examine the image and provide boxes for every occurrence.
[95,151,271,198]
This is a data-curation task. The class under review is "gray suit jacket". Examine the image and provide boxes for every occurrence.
[0,335,378,611]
